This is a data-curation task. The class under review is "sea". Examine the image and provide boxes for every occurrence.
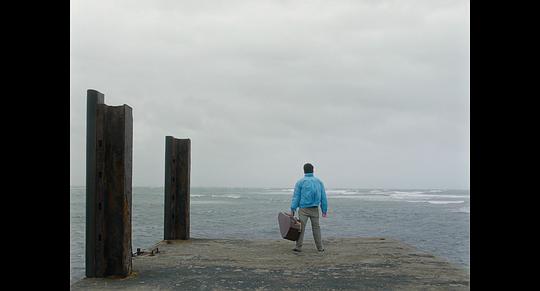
[70,187,470,284]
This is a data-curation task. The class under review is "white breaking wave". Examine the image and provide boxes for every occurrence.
[211,195,241,199]
[453,206,471,213]
[326,190,348,194]
[224,195,241,199]
[391,193,469,199]
[326,190,360,195]
[404,200,466,205]
[392,191,425,194]
[427,200,465,204]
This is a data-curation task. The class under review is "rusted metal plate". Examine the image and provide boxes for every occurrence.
[86,89,104,278]
[86,90,132,277]
[164,136,191,240]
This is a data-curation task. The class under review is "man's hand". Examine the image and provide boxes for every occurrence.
[322,212,327,218]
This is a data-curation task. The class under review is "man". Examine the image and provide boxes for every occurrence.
[290,163,328,252]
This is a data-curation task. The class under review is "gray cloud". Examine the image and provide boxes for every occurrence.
[70,0,469,189]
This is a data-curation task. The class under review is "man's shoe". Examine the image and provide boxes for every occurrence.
[292,248,302,252]
[318,249,325,252]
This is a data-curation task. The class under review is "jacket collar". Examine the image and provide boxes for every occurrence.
[304,173,314,177]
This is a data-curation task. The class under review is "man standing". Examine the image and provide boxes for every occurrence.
[290,163,328,252]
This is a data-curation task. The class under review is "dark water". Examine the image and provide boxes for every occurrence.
[70,187,470,283]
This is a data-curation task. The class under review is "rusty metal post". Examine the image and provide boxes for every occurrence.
[86,89,133,277]
[86,89,103,278]
[164,136,191,240]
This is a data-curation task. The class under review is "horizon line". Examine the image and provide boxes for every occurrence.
[70,185,470,191]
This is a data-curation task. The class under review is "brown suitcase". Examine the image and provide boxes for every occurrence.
[278,212,302,241]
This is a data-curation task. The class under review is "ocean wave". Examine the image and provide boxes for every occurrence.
[251,191,294,195]
[329,195,390,201]
[427,200,465,204]
[211,195,241,199]
[453,206,470,213]
[191,194,205,198]
[327,190,360,195]
[370,189,388,192]
[403,200,465,204]
[327,190,348,194]
[329,196,364,199]
[367,190,394,195]
[328,194,468,204]
[191,200,234,205]
[368,190,456,196]
[391,193,469,199]
[327,191,469,201]
[224,195,241,199]
[391,191,425,195]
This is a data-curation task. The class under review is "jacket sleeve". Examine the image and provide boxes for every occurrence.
[291,180,302,212]
[320,181,328,214]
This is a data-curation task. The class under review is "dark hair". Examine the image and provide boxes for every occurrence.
[303,163,314,174]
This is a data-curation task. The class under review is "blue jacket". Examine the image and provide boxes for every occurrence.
[290,173,328,214]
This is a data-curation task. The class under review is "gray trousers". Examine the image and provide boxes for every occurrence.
[296,207,324,251]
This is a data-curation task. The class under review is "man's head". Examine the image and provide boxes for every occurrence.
[303,163,314,174]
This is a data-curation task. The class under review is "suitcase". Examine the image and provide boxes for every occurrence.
[278,212,302,241]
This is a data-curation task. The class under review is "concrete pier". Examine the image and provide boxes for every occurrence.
[71,237,469,290]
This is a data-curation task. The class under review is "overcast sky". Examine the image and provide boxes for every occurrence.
[70,0,469,189]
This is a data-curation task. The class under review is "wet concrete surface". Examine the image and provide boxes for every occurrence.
[72,237,469,290]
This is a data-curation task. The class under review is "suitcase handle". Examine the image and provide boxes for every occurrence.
[292,217,302,232]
